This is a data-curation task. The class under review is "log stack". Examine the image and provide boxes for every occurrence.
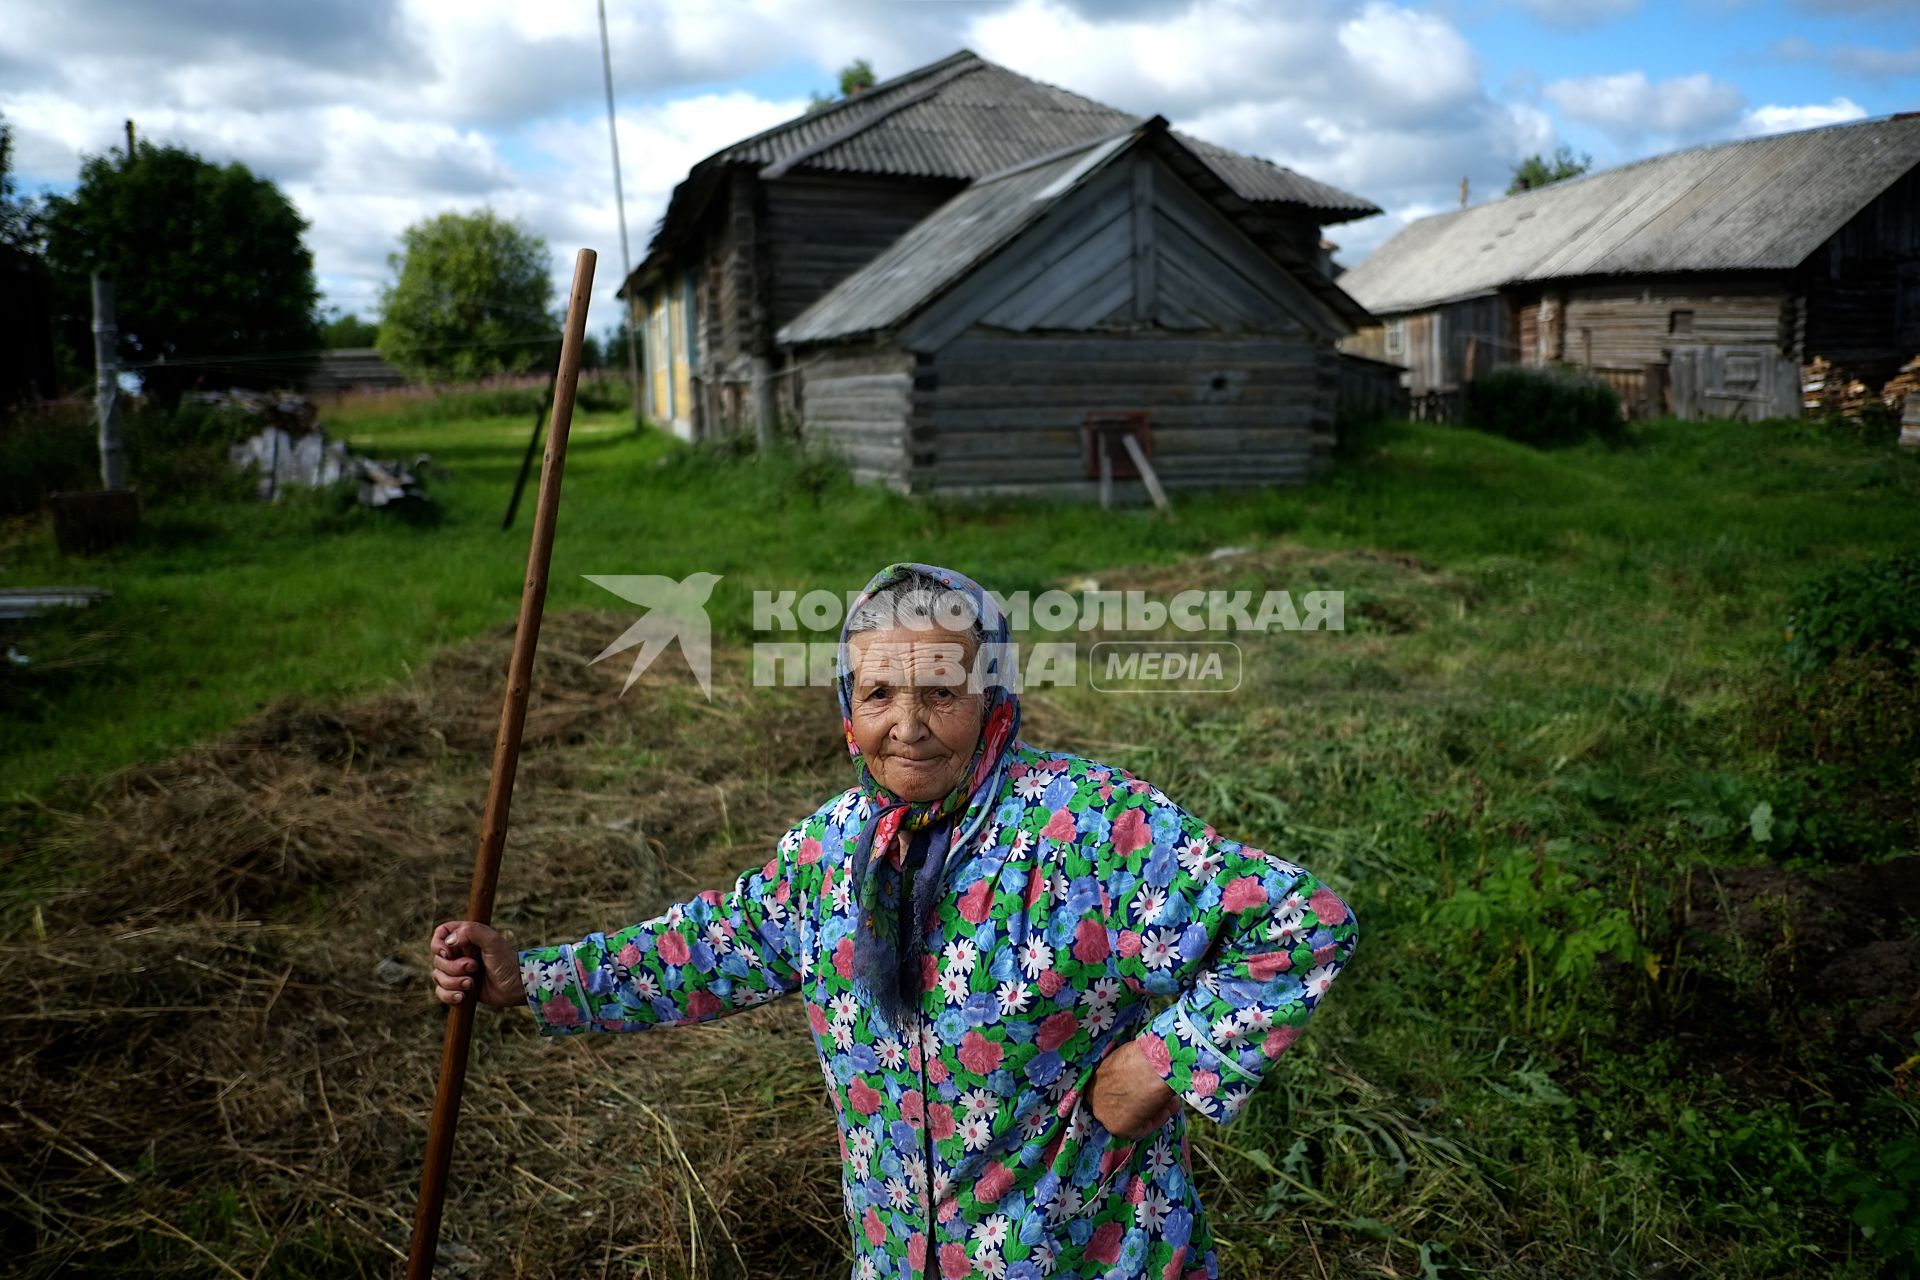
[1879,354,1920,414]
[1802,354,1920,424]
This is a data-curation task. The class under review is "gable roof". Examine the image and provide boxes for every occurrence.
[778,118,1371,346]
[637,50,1377,285]
[1339,113,1920,317]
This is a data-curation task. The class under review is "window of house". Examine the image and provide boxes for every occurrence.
[1385,319,1405,357]
[1669,309,1695,335]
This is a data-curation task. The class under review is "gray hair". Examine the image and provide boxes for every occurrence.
[845,572,989,645]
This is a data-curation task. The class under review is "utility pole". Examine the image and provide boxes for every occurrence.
[91,274,127,490]
[597,0,643,430]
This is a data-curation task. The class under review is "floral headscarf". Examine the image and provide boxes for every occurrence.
[837,563,1022,1030]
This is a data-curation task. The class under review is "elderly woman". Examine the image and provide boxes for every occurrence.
[431,562,1358,1280]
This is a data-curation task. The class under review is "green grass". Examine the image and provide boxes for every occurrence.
[4,403,1919,1276]
[5,411,1912,803]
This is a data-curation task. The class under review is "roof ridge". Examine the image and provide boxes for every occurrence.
[760,59,989,180]
[1340,111,1920,315]
[1412,109,1920,232]
[959,51,1141,120]
[972,118,1151,185]
[715,49,986,165]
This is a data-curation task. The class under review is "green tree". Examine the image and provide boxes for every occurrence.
[319,310,379,348]
[839,58,876,96]
[1,113,59,406]
[0,113,40,250]
[377,209,554,382]
[807,58,878,113]
[1508,145,1592,195]
[43,139,320,400]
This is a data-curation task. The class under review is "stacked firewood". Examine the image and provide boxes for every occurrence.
[1801,356,1878,417]
[1879,354,1920,411]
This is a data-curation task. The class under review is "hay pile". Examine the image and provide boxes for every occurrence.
[1,613,854,1278]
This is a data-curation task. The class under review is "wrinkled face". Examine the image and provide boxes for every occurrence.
[847,624,986,803]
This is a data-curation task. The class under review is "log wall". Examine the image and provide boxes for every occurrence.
[763,174,958,331]
[1801,167,1920,381]
[908,331,1338,498]
[1557,279,1788,368]
[795,346,916,491]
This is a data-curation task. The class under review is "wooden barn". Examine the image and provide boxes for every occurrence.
[620,48,1380,471]
[778,118,1370,496]
[1338,114,1920,419]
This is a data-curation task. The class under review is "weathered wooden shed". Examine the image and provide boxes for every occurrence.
[1338,114,1920,418]
[776,119,1371,497]
[620,49,1378,442]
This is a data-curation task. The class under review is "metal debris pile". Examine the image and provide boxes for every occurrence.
[209,390,435,509]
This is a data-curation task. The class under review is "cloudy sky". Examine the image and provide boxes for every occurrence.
[4,0,1915,336]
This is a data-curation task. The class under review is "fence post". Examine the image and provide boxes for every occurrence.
[91,273,128,490]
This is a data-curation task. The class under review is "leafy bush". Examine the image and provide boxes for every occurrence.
[1461,365,1623,447]
[1733,555,1920,864]
[0,399,94,517]
[1824,1059,1920,1271]
[122,398,261,501]
[1747,650,1920,861]
[1424,839,1647,1039]
[1783,552,1920,677]
[0,397,260,516]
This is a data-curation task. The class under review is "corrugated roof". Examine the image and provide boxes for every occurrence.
[736,59,1130,181]
[1339,114,1920,316]
[779,121,1369,345]
[778,137,1121,345]
[644,50,1376,267]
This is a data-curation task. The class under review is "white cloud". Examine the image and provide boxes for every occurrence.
[1739,97,1868,137]
[1544,71,1745,141]
[1337,3,1483,121]
[22,0,1871,324]
[974,0,1556,266]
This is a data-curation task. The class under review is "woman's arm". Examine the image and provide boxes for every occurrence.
[1099,780,1360,1124]
[517,837,812,1035]
[429,800,836,1036]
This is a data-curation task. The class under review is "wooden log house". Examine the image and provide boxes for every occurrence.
[620,49,1380,488]
[778,119,1372,497]
[1338,115,1920,420]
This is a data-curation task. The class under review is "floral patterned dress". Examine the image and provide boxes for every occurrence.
[519,742,1358,1280]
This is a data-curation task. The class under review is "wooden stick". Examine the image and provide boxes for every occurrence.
[407,248,597,1279]
[502,367,557,531]
[1119,433,1171,514]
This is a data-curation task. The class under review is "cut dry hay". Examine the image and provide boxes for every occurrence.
[2,546,1481,1279]
[0,612,854,1278]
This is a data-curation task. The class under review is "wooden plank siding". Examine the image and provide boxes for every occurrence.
[789,147,1348,498]
[763,174,957,331]
[909,332,1336,498]
[1800,167,1920,382]
[796,347,916,491]
[903,153,1340,351]
[1557,280,1788,369]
